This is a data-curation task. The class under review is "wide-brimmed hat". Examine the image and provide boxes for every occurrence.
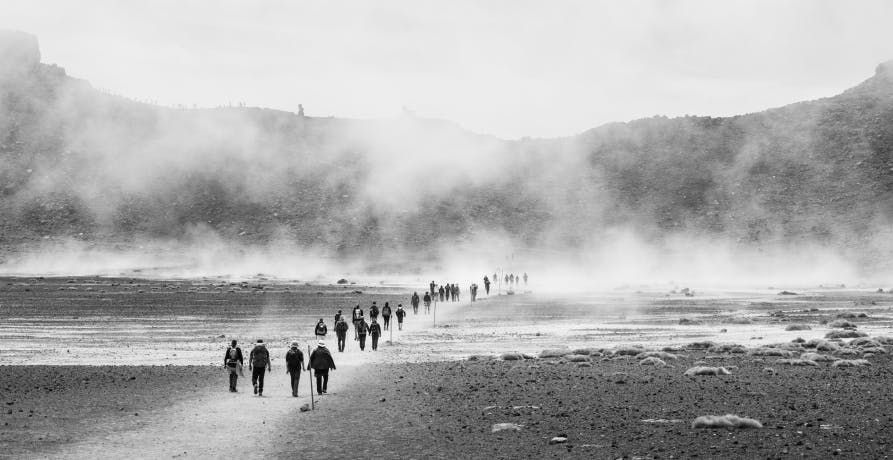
[318,341,326,347]
[291,341,299,347]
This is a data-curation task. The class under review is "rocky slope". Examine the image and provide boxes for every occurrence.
[2,30,893,264]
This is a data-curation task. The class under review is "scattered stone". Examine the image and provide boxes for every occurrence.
[300,404,311,412]
[491,423,522,433]
[549,436,568,445]
[692,414,762,429]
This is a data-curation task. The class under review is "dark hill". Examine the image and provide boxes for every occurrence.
[2,30,893,263]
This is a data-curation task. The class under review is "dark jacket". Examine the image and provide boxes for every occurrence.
[352,308,363,322]
[395,308,406,320]
[315,322,328,335]
[285,348,304,372]
[423,293,431,303]
[381,305,392,316]
[370,305,379,318]
[355,320,369,336]
[224,346,243,367]
[334,312,342,322]
[411,293,420,305]
[334,320,349,335]
[249,344,271,369]
[369,322,382,337]
[309,346,336,371]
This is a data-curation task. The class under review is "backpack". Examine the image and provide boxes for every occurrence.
[285,349,303,369]
[251,346,269,367]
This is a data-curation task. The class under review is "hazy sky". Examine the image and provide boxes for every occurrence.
[3,0,893,138]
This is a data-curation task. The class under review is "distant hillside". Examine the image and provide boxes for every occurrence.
[2,30,893,264]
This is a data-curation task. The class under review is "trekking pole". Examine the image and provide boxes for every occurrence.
[389,319,393,344]
[307,345,315,410]
[433,302,436,328]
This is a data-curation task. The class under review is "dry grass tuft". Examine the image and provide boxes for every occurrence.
[636,351,678,360]
[639,357,668,366]
[501,352,524,361]
[785,324,812,331]
[708,344,748,354]
[775,358,819,366]
[565,354,590,363]
[832,359,871,367]
[687,341,717,350]
[825,330,867,339]
[828,319,857,328]
[692,414,762,429]
[539,349,569,359]
[804,339,840,352]
[750,348,796,358]
[800,352,835,362]
[684,366,731,376]
[613,346,647,356]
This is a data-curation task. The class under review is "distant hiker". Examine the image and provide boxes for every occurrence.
[395,304,406,331]
[334,318,349,352]
[523,272,528,285]
[224,340,244,392]
[315,318,327,342]
[369,301,379,321]
[455,284,461,302]
[483,276,490,295]
[438,285,445,302]
[423,292,431,313]
[249,339,271,396]
[429,281,436,297]
[334,310,343,323]
[369,318,382,351]
[411,292,420,314]
[381,302,392,330]
[470,283,477,302]
[352,305,363,340]
[309,342,336,395]
[504,274,509,286]
[356,314,369,351]
[509,274,515,286]
[285,341,305,397]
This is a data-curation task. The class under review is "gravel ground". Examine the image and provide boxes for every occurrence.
[276,352,893,459]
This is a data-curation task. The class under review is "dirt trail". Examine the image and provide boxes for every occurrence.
[42,365,363,460]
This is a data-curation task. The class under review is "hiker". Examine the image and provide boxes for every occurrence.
[438,285,445,302]
[309,341,336,395]
[483,276,490,295]
[504,274,509,286]
[285,341,305,397]
[381,302,392,330]
[352,305,363,340]
[334,317,349,352]
[369,301,379,321]
[356,313,369,351]
[369,318,382,351]
[411,292,420,314]
[395,304,406,331]
[249,339,271,396]
[429,281,436,297]
[315,318,327,342]
[523,272,528,285]
[223,340,244,392]
[423,292,431,313]
[509,274,515,286]
[455,284,461,302]
[334,310,343,323]
[470,283,477,302]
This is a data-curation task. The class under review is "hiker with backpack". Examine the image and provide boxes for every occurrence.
[369,318,382,351]
[249,339,271,396]
[423,292,431,314]
[438,285,445,302]
[223,340,244,392]
[314,318,327,342]
[309,342,336,395]
[395,304,406,331]
[334,317,349,352]
[411,292,420,314]
[334,310,343,323]
[352,305,363,340]
[369,301,379,322]
[285,341,305,397]
[483,276,490,295]
[356,313,370,351]
[381,302,392,330]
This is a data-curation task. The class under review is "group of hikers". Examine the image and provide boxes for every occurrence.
[222,272,530,396]
[224,339,335,397]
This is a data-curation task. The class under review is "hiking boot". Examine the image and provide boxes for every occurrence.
[253,384,258,395]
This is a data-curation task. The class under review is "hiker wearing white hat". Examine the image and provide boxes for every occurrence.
[309,342,336,395]
[285,341,305,397]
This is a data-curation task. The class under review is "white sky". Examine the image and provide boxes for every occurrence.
[3,0,893,138]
